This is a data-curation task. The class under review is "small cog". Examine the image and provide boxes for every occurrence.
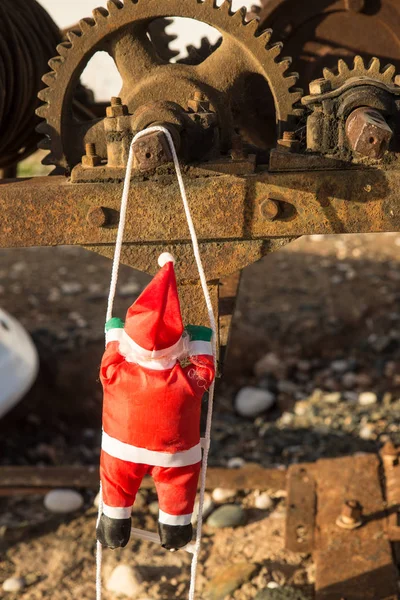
[322,55,397,90]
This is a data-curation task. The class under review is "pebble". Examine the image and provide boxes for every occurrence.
[323,392,341,404]
[148,501,159,516]
[235,387,275,418]
[60,282,83,295]
[192,493,215,524]
[254,492,274,510]
[294,401,309,416]
[119,281,141,297]
[331,360,350,374]
[212,488,236,503]
[358,392,378,406]
[207,562,257,600]
[2,577,26,592]
[277,380,297,395]
[44,489,84,514]
[359,424,375,440]
[106,564,143,598]
[254,353,281,377]
[207,505,246,528]
[342,372,357,389]
[227,457,246,469]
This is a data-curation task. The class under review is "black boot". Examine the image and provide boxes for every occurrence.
[158,522,193,551]
[96,514,131,549]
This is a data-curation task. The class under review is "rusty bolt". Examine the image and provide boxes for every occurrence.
[346,107,393,159]
[309,78,332,95]
[336,500,363,530]
[87,206,108,227]
[106,96,129,118]
[188,91,211,112]
[260,198,280,221]
[277,130,300,152]
[345,0,365,11]
[82,143,101,167]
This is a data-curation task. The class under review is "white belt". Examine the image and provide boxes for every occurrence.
[102,431,202,467]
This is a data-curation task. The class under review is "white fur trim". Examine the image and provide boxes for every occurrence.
[106,328,124,344]
[158,252,175,267]
[102,431,202,467]
[102,503,132,519]
[118,330,188,361]
[159,510,192,526]
[134,357,177,371]
[189,340,213,356]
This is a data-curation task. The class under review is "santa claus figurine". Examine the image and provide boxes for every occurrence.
[96,253,215,551]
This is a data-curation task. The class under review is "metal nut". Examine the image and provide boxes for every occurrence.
[260,198,280,221]
[277,131,300,152]
[106,96,129,118]
[345,0,365,12]
[87,206,108,227]
[346,107,393,159]
[309,78,332,95]
[132,130,173,172]
[336,500,363,530]
[82,143,101,167]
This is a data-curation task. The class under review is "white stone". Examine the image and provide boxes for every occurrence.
[254,492,274,510]
[106,564,143,598]
[358,392,378,406]
[211,488,236,503]
[331,360,350,374]
[323,392,341,404]
[254,353,280,377]
[235,387,275,418]
[192,493,215,524]
[267,581,280,589]
[44,489,83,514]
[294,401,309,416]
[359,425,375,440]
[280,412,294,426]
[2,577,25,592]
[227,457,246,469]
[60,282,83,295]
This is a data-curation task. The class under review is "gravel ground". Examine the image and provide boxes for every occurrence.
[0,232,399,598]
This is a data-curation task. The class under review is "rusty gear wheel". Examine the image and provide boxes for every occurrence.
[36,0,302,173]
[321,55,397,90]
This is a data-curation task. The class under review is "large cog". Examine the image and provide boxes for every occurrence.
[36,0,302,173]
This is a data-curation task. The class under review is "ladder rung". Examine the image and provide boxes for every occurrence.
[131,527,196,554]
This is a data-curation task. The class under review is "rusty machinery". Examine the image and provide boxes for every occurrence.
[1,1,400,596]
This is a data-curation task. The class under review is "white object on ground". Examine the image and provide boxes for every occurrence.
[212,488,236,503]
[106,564,143,598]
[235,387,275,417]
[0,308,39,420]
[254,492,274,510]
[2,577,25,592]
[358,392,378,406]
[44,489,84,514]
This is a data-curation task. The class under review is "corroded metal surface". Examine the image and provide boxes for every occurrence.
[35,0,302,172]
[285,464,316,553]
[1,168,398,275]
[258,0,400,91]
[314,454,398,600]
[380,441,400,542]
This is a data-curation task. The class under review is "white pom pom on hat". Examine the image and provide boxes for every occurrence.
[158,252,175,267]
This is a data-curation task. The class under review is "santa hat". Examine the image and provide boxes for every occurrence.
[123,253,184,358]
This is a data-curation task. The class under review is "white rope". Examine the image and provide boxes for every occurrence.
[96,126,217,600]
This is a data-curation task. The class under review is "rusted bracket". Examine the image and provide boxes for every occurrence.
[381,442,400,542]
[285,464,316,553]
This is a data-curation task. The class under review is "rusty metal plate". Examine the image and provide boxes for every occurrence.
[314,454,398,600]
[285,464,316,553]
[381,442,400,542]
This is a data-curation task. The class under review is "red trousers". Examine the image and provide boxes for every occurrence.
[101,451,201,524]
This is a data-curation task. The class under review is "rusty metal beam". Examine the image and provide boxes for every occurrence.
[0,167,398,277]
[314,454,398,600]
[285,464,316,553]
[380,442,400,542]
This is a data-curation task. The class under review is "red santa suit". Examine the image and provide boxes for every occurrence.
[98,253,215,548]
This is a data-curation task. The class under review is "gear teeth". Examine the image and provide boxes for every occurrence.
[107,0,123,11]
[56,42,72,57]
[382,63,396,81]
[220,0,234,15]
[257,28,272,44]
[278,56,292,72]
[285,73,299,89]
[92,7,109,21]
[79,17,95,32]
[67,30,81,43]
[244,17,259,31]
[368,57,381,75]
[323,67,334,80]
[42,71,56,86]
[37,137,51,150]
[37,88,51,102]
[337,59,349,75]
[290,89,303,104]
[268,42,283,60]
[353,55,365,71]
[233,6,248,23]
[35,104,49,119]
[48,56,64,71]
